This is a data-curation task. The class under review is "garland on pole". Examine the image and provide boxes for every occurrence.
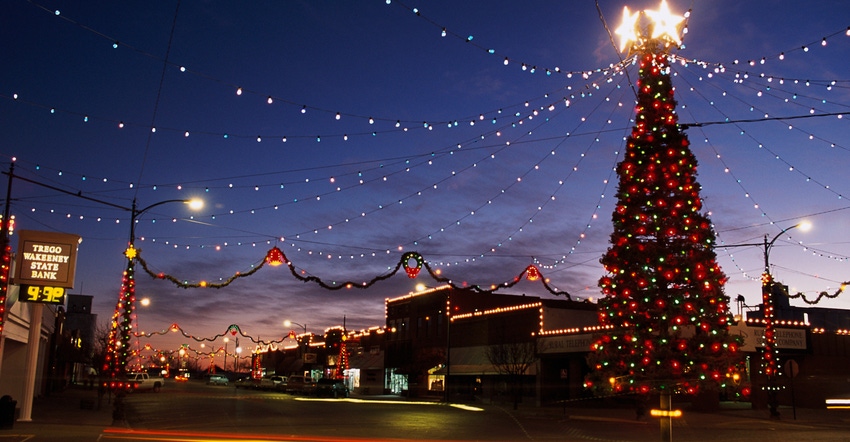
[787,283,849,305]
[136,343,253,362]
[135,246,574,299]
[135,323,292,346]
[136,253,267,288]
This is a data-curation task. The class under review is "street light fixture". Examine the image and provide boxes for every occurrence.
[284,319,307,335]
[284,320,308,360]
[135,297,151,372]
[761,221,810,419]
[235,339,242,373]
[127,198,203,248]
[223,337,230,373]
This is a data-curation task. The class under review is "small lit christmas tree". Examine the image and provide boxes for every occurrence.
[103,257,136,388]
[586,2,742,404]
[334,336,350,379]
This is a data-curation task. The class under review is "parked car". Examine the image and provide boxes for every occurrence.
[234,377,256,389]
[269,375,287,391]
[285,375,317,395]
[206,374,229,386]
[315,378,349,398]
[256,375,287,390]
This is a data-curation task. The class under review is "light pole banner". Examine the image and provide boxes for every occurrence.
[14,230,82,289]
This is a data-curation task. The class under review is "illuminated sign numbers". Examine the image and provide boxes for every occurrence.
[23,285,66,304]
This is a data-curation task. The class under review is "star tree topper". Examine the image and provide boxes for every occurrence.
[615,0,685,53]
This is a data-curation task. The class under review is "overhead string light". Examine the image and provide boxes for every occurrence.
[11,64,668,276]
[661,46,850,289]
[13,62,616,202]
[13,90,628,274]
[27,0,850,136]
[386,0,637,80]
[125,77,630,261]
[2,74,613,145]
[25,0,640,132]
[671,63,850,204]
[672,23,850,71]
[16,38,844,278]
[419,75,634,264]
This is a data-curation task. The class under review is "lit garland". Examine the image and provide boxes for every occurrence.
[0,213,14,337]
[136,343,254,362]
[0,243,9,335]
[136,253,266,289]
[334,337,349,379]
[760,273,778,378]
[788,282,849,305]
[134,322,291,347]
[134,248,573,298]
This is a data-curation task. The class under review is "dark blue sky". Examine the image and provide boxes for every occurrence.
[3,0,850,356]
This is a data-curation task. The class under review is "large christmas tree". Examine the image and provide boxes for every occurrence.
[586,3,742,400]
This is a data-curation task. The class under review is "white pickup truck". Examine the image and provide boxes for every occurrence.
[127,372,164,392]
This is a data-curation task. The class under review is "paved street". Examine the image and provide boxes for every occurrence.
[1,382,849,441]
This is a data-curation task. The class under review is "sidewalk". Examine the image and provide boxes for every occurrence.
[0,385,115,440]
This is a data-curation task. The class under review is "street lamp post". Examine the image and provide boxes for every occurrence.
[223,337,229,374]
[284,320,308,336]
[235,338,242,373]
[761,221,810,419]
[105,197,202,425]
[284,320,308,362]
[445,298,451,404]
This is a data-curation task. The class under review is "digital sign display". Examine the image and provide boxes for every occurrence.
[21,284,66,304]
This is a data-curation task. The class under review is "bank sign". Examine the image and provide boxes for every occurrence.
[14,230,82,304]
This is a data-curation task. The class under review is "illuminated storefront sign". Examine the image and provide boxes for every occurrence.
[728,323,806,351]
[537,334,595,354]
[14,230,82,304]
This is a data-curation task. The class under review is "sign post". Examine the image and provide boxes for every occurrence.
[12,230,81,422]
[785,359,799,420]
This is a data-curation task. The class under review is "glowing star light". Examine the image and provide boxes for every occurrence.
[614,6,641,52]
[124,245,138,260]
[644,0,684,45]
[616,1,684,52]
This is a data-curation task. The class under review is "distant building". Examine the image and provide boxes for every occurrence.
[384,285,598,403]
[253,281,850,408]
[61,294,98,385]
[742,284,850,408]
